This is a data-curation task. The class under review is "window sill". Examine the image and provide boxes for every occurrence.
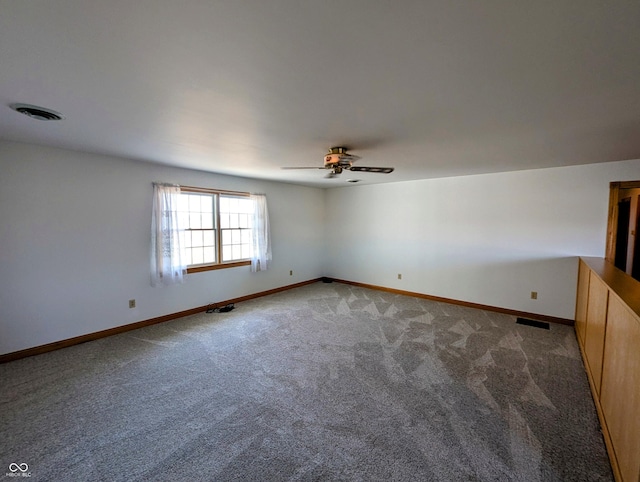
[187,260,251,274]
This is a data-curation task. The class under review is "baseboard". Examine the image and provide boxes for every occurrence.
[0,277,572,363]
[0,278,322,364]
[330,278,575,326]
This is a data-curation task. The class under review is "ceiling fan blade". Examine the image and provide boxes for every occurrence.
[281,167,326,170]
[342,154,361,162]
[348,166,394,174]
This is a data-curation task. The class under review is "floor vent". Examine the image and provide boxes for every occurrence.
[516,318,550,330]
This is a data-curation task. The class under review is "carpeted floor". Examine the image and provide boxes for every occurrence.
[0,282,613,481]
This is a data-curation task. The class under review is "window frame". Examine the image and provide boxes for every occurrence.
[180,185,252,273]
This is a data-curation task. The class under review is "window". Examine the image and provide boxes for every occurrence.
[219,195,254,262]
[178,187,253,272]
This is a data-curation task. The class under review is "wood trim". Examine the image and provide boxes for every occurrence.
[180,185,250,197]
[0,278,322,364]
[583,272,609,396]
[214,278,320,306]
[329,278,574,326]
[574,258,590,346]
[580,257,640,317]
[576,337,623,482]
[616,181,640,190]
[0,305,209,364]
[179,186,253,270]
[600,296,640,482]
[575,257,640,482]
[187,260,250,274]
[606,182,620,263]
[606,180,640,264]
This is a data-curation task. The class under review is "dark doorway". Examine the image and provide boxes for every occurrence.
[633,195,640,281]
[605,181,640,273]
[614,198,631,271]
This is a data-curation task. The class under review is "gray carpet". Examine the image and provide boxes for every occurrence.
[0,282,613,481]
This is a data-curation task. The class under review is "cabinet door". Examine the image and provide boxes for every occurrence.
[575,260,590,347]
[584,273,609,395]
[600,296,640,482]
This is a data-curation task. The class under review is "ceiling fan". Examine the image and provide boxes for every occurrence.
[282,147,394,179]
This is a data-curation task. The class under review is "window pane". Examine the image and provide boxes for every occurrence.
[180,190,251,267]
[192,231,203,247]
[241,198,253,214]
[202,195,213,213]
[192,247,204,265]
[189,195,201,212]
[229,197,239,213]
[178,194,189,212]
[201,214,213,229]
[203,246,215,264]
[189,213,201,229]
[178,211,189,228]
[219,196,229,213]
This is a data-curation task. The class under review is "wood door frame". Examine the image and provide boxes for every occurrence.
[606,181,640,264]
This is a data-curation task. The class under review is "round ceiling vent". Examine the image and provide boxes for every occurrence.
[10,103,64,121]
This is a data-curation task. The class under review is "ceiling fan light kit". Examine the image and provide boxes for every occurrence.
[283,146,394,180]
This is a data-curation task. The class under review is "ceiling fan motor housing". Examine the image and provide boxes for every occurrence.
[324,147,355,168]
[324,153,345,167]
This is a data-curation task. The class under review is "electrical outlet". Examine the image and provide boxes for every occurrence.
[398,273,402,280]
[129,299,136,309]
[289,270,293,276]
[530,291,538,300]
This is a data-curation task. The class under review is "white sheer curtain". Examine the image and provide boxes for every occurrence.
[150,183,187,286]
[250,193,272,272]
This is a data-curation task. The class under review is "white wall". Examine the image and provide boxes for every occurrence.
[325,159,640,320]
[2,139,638,355]
[0,141,325,354]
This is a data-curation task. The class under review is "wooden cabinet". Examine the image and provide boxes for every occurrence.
[583,273,609,395]
[575,257,640,482]
[575,259,590,345]
[600,296,640,482]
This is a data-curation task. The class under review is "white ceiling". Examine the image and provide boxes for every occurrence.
[1,1,639,188]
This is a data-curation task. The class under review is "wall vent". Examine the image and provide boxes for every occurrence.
[516,318,550,330]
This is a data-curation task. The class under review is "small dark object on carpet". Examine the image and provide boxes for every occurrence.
[322,277,333,283]
[207,303,235,313]
[516,318,550,330]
